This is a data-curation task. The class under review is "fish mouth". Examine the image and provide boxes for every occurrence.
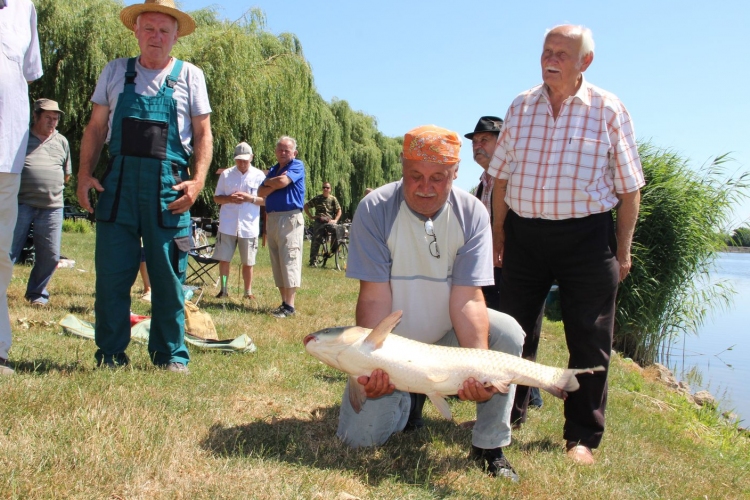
[303,334,315,346]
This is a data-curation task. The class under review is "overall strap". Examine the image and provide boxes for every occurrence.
[162,59,184,99]
[124,58,138,92]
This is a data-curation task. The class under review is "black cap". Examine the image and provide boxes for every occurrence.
[464,116,503,139]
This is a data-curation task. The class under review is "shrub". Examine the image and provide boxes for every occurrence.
[62,219,92,234]
[614,145,749,364]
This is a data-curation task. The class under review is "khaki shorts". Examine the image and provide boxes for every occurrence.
[213,233,258,266]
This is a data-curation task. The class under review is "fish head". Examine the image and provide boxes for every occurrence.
[304,326,368,369]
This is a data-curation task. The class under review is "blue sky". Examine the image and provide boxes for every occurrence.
[176,0,750,229]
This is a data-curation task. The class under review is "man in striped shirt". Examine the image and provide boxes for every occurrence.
[488,24,645,465]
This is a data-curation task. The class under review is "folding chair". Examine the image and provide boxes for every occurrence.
[187,244,220,288]
[186,220,220,287]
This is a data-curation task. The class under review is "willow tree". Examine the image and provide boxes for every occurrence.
[30,0,402,216]
[329,98,404,216]
[614,145,749,364]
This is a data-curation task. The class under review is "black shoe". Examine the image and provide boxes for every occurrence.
[97,352,130,369]
[469,445,519,482]
[215,290,229,298]
[270,304,295,318]
[403,393,426,432]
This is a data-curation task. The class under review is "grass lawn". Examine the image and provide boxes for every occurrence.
[1,229,748,499]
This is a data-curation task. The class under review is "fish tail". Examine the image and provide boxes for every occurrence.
[545,366,606,400]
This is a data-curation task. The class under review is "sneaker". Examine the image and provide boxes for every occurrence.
[0,357,14,376]
[97,353,130,370]
[140,290,152,302]
[469,445,519,482]
[243,293,256,300]
[162,362,190,374]
[215,290,229,299]
[270,305,295,318]
[30,298,48,307]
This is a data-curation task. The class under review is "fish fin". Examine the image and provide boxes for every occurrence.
[489,379,512,394]
[363,310,403,349]
[427,393,453,420]
[545,366,606,400]
[348,376,367,414]
[426,373,451,383]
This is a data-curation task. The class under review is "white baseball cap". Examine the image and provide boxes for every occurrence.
[234,142,253,160]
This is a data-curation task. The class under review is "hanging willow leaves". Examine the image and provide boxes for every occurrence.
[30,0,402,217]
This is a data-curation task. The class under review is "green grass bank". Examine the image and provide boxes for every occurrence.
[1,231,748,499]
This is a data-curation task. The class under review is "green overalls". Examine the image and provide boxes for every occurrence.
[94,57,192,366]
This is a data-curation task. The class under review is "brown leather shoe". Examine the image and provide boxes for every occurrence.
[566,441,595,465]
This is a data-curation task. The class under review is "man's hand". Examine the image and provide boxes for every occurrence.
[457,377,499,403]
[491,179,509,268]
[614,189,640,283]
[493,229,505,268]
[168,178,204,214]
[229,192,249,204]
[76,174,104,213]
[616,248,632,282]
[357,369,395,399]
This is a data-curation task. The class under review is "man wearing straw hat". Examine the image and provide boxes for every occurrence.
[77,0,213,373]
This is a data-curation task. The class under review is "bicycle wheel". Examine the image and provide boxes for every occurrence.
[314,240,329,268]
[194,229,212,257]
[335,242,348,271]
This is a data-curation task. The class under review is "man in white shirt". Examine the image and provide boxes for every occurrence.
[0,0,44,375]
[213,142,265,299]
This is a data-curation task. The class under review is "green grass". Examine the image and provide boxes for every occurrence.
[2,231,748,499]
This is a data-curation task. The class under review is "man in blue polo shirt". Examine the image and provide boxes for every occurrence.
[257,136,305,318]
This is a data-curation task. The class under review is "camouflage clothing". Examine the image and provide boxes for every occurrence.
[307,194,341,265]
[307,194,341,222]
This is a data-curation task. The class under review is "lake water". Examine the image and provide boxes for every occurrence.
[661,252,750,425]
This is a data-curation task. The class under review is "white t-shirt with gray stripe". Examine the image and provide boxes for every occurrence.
[346,180,494,343]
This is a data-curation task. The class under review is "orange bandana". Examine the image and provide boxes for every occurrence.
[402,125,461,165]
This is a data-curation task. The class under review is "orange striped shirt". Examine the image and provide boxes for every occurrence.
[488,77,645,219]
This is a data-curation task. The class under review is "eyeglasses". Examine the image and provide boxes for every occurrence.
[323,186,331,190]
[424,219,440,259]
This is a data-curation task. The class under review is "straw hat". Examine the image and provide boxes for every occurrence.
[120,0,196,37]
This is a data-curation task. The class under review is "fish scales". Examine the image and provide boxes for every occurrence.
[339,333,565,395]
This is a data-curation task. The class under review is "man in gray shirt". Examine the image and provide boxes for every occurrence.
[10,99,71,306]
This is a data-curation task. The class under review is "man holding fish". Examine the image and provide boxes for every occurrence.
[338,125,525,481]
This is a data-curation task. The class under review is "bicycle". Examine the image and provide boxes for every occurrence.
[311,222,350,271]
[191,220,213,257]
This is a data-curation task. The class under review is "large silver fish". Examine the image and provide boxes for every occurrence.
[303,310,604,420]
